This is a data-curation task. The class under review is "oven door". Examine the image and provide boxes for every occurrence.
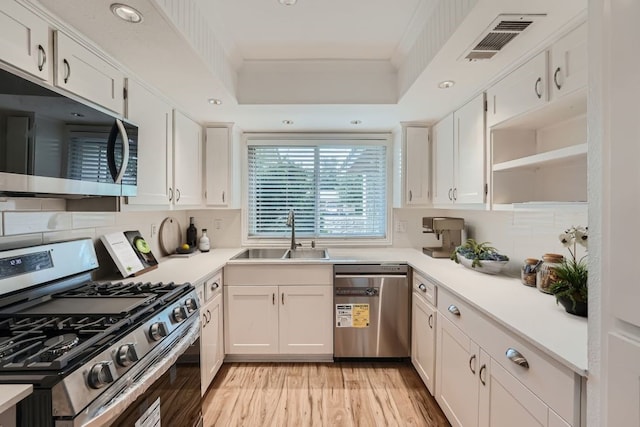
[59,315,201,427]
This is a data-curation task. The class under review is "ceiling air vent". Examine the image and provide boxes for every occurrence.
[460,14,545,62]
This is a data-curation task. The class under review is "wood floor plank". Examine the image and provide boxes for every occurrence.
[202,361,450,427]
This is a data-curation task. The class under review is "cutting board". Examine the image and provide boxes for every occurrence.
[159,217,182,256]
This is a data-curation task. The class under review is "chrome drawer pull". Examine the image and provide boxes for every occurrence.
[447,305,461,316]
[479,364,487,386]
[418,283,427,292]
[469,354,476,374]
[506,348,529,369]
[428,314,434,329]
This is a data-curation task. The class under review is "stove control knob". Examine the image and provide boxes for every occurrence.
[88,362,114,389]
[116,344,139,367]
[185,298,198,313]
[149,322,168,341]
[172,306,188,323]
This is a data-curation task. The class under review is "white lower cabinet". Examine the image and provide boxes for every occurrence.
[198,271,224,396]
[225,284,332,356]
[436,289,579,427]
[411,271,437,394]
[224,264,333,358]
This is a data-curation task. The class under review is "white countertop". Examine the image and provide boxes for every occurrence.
[133,247,588,376]
[0,384,32,414]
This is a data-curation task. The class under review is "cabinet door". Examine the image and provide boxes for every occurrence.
[607,333,640,426]
[550,23,587,101]
[205,127,230,206]
[201,293,223,395]
[405,126,430,205]
[279,285,333,354]
[454,93,485,204]
[479,355,549,427]
[433,113,455,205]
[54,31,124,114]
[173,111,202,206]
[486,51,548,127]
[225,286,278,354]
[0,1,49,80]
[436,314,480,427]
[412,293,436,394]
[125,80,172,206]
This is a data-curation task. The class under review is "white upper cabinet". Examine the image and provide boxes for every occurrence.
[433,94,486,207]
[54,31,125,114]
[432,113,455,205]
[403,125,431,206]
[205,125,239,208]
[454,93,486,204]
[173,111,203,207]
[486,51,548,128]
[0,1,50,80]
[125,80,173,207]
[550,23,587,101]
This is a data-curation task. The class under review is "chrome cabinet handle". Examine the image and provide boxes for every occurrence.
[506,348,530,369]
[428,313,434,329]
[447,305,461,316]
[37,45,46,71]
[272,293,275,305]
[176,188,181,202]
[418,283,427,292]
[222,191,225,203]
[211,282,219,291]
[469,354,476,374]
[168,187,173,201]
[409,190,413,202]
[202,313,207,327]
[479,364,487,386]
[63,59,71,83]
[206,309,211,323]
[113,119,130,184]
[453,188,457,201]
[553,67,562,90]
[534,77,542,99]
[281,292,285,305]
[448,188,453,201]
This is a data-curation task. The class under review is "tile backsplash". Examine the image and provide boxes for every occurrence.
[1,196,588,279]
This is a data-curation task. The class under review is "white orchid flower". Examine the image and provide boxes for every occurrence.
[559,232,573,247]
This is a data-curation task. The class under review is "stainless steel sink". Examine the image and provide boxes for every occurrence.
[230,248,288,259]
[282,248,329,259]
[230,248,329,260]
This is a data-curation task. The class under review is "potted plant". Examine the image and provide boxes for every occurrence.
[549,226,588,317]
[451,238,509,275]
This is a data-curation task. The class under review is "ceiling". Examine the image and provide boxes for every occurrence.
[35,0,587,132]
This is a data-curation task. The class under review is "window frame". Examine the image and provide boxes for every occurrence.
[242,133,393,247]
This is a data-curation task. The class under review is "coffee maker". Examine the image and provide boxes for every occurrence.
[422,217,465,258]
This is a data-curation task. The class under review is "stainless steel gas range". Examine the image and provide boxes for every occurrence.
[0,239,202,427]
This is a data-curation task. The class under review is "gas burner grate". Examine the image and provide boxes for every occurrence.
[57,281,180,298]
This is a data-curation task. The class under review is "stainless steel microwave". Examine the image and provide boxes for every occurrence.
[0,67,137,197]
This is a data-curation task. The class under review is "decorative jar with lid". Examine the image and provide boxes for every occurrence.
[536,253,564,294]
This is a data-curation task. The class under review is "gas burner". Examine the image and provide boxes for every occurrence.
[42,334,80,360]
[0,338,14,358]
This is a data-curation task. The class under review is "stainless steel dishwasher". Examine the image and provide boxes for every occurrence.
[334,264,411,358]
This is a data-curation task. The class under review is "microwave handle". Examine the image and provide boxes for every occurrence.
[107,119,130,184]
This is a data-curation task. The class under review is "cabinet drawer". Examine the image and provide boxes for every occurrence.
[203,270,223,302]
[437,288,482,338]
[412,271,437,306]
[480,319,579,424]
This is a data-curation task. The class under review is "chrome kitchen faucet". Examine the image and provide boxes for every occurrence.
[286,209,302,250]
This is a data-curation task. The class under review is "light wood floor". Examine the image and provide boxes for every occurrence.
[202,361,450,427]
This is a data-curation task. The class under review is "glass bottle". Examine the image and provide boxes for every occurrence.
[199,229,210,252]
[186,217,197,248]
[536,253,564,294]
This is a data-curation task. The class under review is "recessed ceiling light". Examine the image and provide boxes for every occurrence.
[71,112,85,117]
[438,80,455,89]
[278,0,298,5]
[282,120,294,125]
[350,120,362,125]
[208,98,222,105]
[110,3,143,23]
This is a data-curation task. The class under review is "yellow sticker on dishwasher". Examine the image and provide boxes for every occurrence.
[336,304,370,328]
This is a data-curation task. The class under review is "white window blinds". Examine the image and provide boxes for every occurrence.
[248,144,387,238]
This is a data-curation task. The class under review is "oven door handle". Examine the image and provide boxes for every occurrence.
[80,315,200,427]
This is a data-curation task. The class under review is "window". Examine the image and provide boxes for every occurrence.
[247,138,389,240]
